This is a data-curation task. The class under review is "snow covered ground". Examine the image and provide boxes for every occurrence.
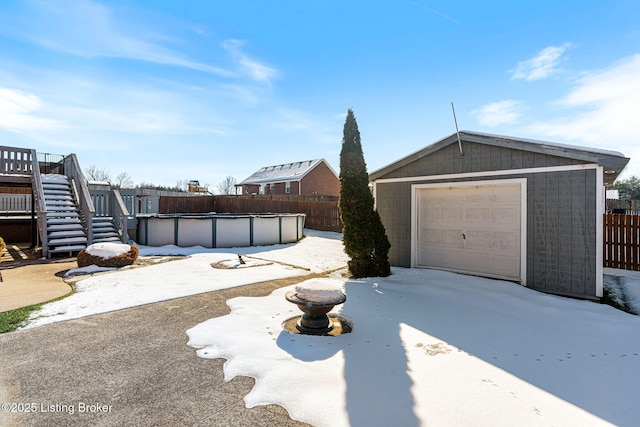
[22,230,640,426]
[24,230,347,328]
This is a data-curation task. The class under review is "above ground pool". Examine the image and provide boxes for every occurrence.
[137,213,306,248]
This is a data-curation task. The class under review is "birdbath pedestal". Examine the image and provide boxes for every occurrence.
[285,280,346,335]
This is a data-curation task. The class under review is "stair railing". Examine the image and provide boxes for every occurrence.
[112,189,130,243]
[29,149,49,257]
[64,154,94,245]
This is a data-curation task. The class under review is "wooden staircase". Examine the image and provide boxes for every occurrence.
[42,174,88,255]
[92,217,121,243]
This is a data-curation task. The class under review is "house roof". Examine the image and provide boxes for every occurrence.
[369,130,630,185]
[238,158,337,185]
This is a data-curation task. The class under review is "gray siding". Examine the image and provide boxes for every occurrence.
[376,181,413,267]
[381,143,582,180]
[526,169,597,297]
[374,140,599,298]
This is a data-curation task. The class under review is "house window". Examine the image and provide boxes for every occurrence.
[269,183,275,192]
[285,181,291,193]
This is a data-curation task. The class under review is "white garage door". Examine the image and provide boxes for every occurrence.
[415,181,523,282]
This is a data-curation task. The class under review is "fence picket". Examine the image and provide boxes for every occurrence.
[604,214,640,271]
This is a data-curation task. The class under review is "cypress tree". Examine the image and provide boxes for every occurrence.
[338,109,391,278]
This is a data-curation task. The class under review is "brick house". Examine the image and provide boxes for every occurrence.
[236,158,340,196]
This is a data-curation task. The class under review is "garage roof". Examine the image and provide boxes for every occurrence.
[369,130,630,185]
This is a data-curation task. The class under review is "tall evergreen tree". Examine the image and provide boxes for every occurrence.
[338,109,391,278]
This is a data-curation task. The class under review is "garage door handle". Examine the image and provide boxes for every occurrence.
[461,233,466,239]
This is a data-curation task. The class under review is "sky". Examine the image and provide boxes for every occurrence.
[1,1,639,190]
[16,232,640,426]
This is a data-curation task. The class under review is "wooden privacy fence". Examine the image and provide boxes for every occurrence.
[604,214,640,271]
[159,194,343,232]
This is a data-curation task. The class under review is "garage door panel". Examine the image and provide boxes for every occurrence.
[462,251,491,273]
[439,250,469,269]
[419,228,464,247]
[494,207,520,226]
[464,230,493,250]
[464,187,490,202]
[420,227,441,245]
[493,231,519,252]
[493,255,520,277]
[419,247,444,266]
[439,229,465,247]
[416,182,522,282]
[432,208,462,225]
[465,208,494,225]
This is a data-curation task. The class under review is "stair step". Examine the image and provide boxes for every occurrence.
[94,230,118,238]
[45,194,73,200]
[42,174,70,183]
[43,190,72,197]
[92,236,121,243]
[91,218,113,225]
[47,222,84,234]
[47,211,79,218]
[48,245,86,254]
[46,201,76,208]
[47,212,79,218]
[47,204,78,209]
[93,224,115,229]
[93,223,115,230]
[47,217,81,224]
[43,184,71,192]
[48,230,86,239]
[48,236,88,245]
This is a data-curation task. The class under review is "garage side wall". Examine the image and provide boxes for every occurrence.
[373,142,600,298]
[375,181,413,267]
[526,168,597,297]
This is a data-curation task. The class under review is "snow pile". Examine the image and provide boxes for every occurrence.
[77,242,138,268]
[293,278,345,303]
[85,242,131,258]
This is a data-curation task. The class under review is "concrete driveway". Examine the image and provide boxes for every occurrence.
[0,278,310,427]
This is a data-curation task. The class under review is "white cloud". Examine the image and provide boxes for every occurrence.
[11,0,231,76]
[270,109,340,147]
[222,39,278,84]
[414,2,460,24]
[511,43,572,81]
[0,87,65,132]
[472,100,522,127]
[528,53,640,177]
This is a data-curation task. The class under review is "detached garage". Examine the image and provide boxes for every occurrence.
[370,131,629,300]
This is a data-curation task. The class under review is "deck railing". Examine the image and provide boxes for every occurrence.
[64,154,94,245]
[91,189,130,243]
[0,194,32,214]
[0,145,35,175]
[29,149,48,256]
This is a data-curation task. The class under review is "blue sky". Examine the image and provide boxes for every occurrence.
[1,0,639,190]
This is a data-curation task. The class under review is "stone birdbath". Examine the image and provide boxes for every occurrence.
[285,280,346,335]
